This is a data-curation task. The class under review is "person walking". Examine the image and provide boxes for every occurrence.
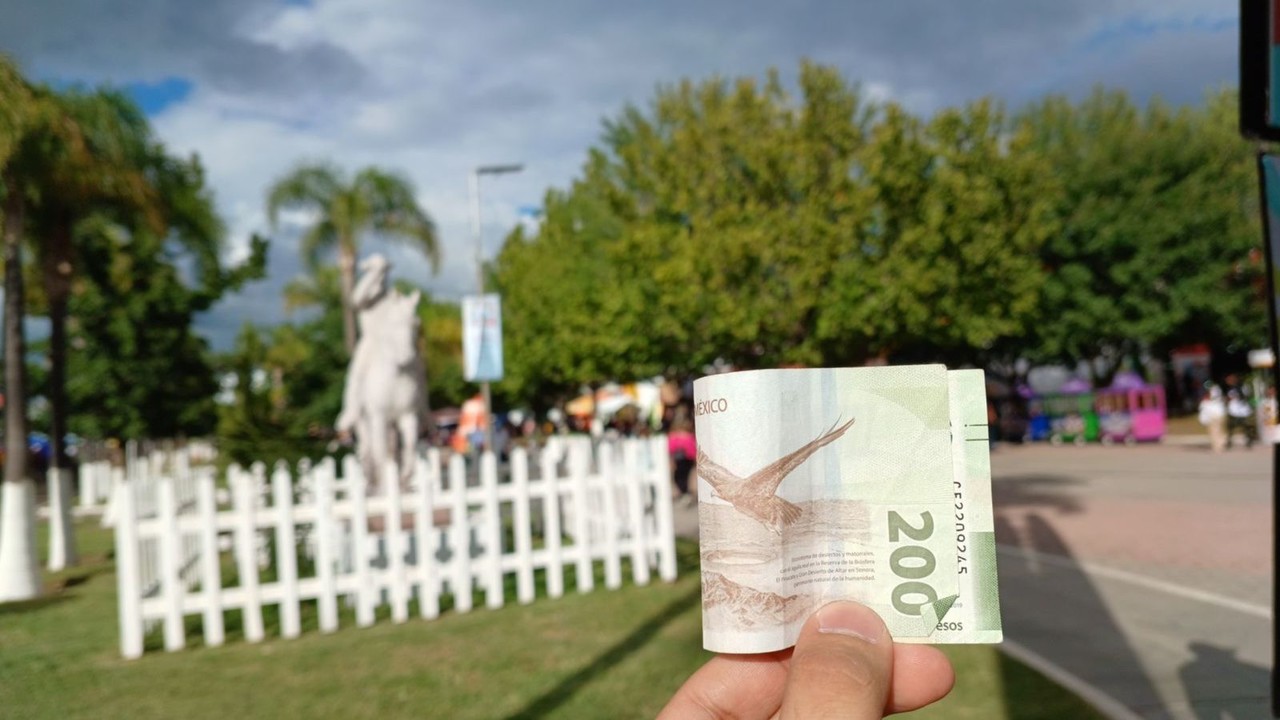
[668,417,697,504]
[1226,385,1257,449]
[1260,386,1278,444]
[1199,384,1228,453]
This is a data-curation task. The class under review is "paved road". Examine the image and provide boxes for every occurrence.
[991,443,1270,720]
[672,441,1272,719]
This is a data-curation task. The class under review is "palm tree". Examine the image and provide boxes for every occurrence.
[26,89,167,571]
[0,56,39,601]
[0,64,232,596]
[0,55,26,164]
[1,84,217,577]
[266,163,439,353]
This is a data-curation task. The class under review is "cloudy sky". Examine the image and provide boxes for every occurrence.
[0,0,1239,350]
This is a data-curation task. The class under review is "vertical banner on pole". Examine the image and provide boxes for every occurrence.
[462,294,504,382]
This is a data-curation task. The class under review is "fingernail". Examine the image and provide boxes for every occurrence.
[816,601,884,644]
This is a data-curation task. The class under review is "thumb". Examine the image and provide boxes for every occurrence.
[779,601,893,720]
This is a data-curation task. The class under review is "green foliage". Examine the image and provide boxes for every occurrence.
[49,103,265,440]
[0,55,32,171]
[494,190,635,402]
[818,99,1057,365]
[494,63,1063,403]
[492,66,1266,405]
[417,293,468,409]
[496,64,879,401]
[597,64,879,372]
[216,268,346,465]
[20,88,177,457]
[215,324,314,467]
[25,86,163,232]
[0,65,268,444]
[1019,88,1264,380]
[62,224,224,439]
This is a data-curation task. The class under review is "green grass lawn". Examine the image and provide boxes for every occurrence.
[0,520,1102,719]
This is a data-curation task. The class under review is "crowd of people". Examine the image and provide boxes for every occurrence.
[431,382,704,503]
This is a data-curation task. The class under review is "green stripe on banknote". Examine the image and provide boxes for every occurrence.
[970,531,1002,631]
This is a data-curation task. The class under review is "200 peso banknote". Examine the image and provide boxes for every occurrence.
[693,365,1002,653]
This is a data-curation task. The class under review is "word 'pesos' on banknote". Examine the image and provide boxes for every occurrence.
[693,365,1002,654]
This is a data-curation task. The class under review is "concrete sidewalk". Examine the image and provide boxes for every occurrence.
[670,493,699,540]
[992,444,1269,719]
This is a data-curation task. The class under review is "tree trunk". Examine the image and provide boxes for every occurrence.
[0,187,39,602]
[42,217,75,570]
[338,242,357,354]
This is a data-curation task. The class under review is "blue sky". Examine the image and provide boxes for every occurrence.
[0,0,1240,350]
[124,77,193,114]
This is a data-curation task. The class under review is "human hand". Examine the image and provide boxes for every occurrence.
[658,601,955,719]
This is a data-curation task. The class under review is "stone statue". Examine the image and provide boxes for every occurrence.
[336,254,427,491]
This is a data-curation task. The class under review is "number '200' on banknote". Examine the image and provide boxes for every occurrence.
[694,365,1002,653]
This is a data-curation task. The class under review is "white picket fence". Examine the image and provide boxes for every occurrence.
[77,460,120,511]
[113,436,678,659]
[78,440,216,514]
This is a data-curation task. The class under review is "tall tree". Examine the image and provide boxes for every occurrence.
[265,164,439,353]
[493,187,633,402]
[0,55,39,601]
[65,217,266,440]
[1018,88,1263,382]
[592,64,875,372]
[23,88,257,569]
[817,99,1057,365]
[493,63,1055,404]
[418,295,468,410]
[495,62,877,404]
[23,88,163,570]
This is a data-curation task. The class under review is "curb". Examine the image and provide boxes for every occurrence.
[1001,640,1145,720]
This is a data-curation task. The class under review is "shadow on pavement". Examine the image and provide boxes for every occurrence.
[992,473,1085,516]
[1177,643,1271,720]
[996,509,1167,716]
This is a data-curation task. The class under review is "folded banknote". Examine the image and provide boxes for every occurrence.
[694,365,1002,653]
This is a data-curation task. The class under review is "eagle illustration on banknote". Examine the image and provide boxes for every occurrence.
[697,417,856,534]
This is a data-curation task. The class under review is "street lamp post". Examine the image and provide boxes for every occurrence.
[469,163,523,454]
